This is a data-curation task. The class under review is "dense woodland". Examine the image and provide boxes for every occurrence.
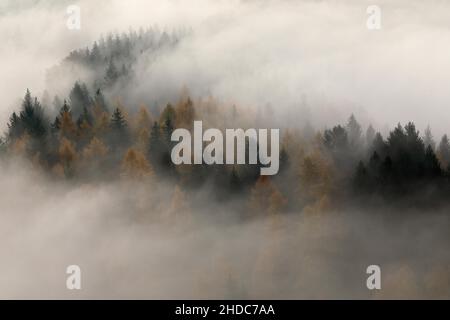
[2,31,450,214]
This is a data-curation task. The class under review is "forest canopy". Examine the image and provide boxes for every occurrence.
[2,30,450,214]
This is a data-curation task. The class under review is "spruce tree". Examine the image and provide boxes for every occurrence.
[110,108,127,131]
[7,112,23,140]
[438,134,450,168]
[19,89,47,139]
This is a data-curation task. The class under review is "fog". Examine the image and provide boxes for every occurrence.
[1,0,450,299]
[1,158,449,299]
[1,0,450,134]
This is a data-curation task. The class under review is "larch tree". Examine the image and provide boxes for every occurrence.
[175,96,195,130]
[121,148,154,179]
[58,137,77,177]
[298,149,333,208]
[82,137,108,160]
[133,106,153,152]
[59,102,77,140]
[248,176,286,216]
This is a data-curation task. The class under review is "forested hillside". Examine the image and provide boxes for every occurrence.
[2,31,450,215]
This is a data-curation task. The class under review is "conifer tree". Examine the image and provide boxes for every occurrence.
[69,82,92,118]
[424,145,441,178]
[105,59,119,86]
[366,125,376,148]
[423,125,436,150]
[94,88,108,112]
[110,107,127,131]
[347,114,362,148]
[7,112,23,140]
[438,134,450,168]
[19,89,48,139]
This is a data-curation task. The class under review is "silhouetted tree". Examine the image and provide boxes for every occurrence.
[424,145,441,178]
[347,114,362,148]
[69,82,92,118]
[7,112,23,140]
[19,89,48,139]
[354,161,369,190]
[423,125,436,151]
[372,132,388,159]
[366,125,376,148]
[323,125,348,151]
[438,134,450,169]
[109,108,129,148]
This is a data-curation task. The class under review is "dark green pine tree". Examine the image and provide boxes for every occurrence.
[149,121,162,156]
[19,89,48,139]
[424,145,441,178]
[7,112,23,140]
[162,117,174,145]
[148,121,174,173]
[69,82,92,118]
[51,116,61,133]
[109,107,129,148]
[51,100,71,133]
[110,108,127,131]
[371,132,388,159]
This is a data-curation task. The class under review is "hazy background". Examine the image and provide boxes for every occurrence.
[1,0,450,135]
[1,158,450,299]
[1,0,450,299]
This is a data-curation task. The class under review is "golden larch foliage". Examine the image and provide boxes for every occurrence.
[298,148,334,208]
[58,138,77,177]
[60,111,77,139]
[133,106,152,151]
[10,134,30,156]
[93,111,110,136]
[82,137,108,160]
[175,96,195,130]
[121,148,154,179]
[135,105,153,131]
[248,176,287,216]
